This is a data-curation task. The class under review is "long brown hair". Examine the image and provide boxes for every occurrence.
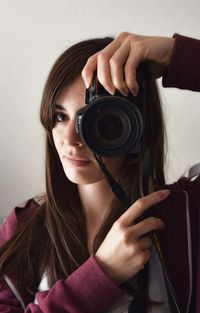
[0,37,167,296]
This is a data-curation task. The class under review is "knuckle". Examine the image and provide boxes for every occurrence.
[97,51,107,63]
[81,56,95,77]
[131,38,141,48]
[87,55,94,63]
[84,55,95,69]
[81,68,87,78]
[128,34,138,43]
[137,256,146,269]
[109,56,119,67]
[117,31,130,40]
[114,221,131,244]
[135,198,146,210]
[132,40,145,55]
[121,231,130,244]
[113,219,124,231]
[124,63,133,74]
[138,250,151,268]
[124,66,135,79]
[131,241,139,253]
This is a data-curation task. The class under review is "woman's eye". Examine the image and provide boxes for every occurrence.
[54,113,66,122]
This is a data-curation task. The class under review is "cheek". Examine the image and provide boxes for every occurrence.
[52,129,61,152]
[52,128,60,145]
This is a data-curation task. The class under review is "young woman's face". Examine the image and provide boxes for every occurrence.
[52,76,126,185]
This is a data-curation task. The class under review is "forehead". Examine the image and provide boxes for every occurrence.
[56,76,86,112]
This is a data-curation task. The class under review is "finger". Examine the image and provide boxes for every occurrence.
[82,39,121,92]
[109,40,130,96]
[119,190,170,227]
[96,39,124,95]
[131,217,165,238]
[124,41,146,96]
[84,37,129,94]
[81,52,98,88]
[139,235,153,250]
[96,52,116,95]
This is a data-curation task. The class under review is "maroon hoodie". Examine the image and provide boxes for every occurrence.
[0,33,200,313]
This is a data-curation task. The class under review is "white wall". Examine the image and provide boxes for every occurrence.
[1,0,200,215]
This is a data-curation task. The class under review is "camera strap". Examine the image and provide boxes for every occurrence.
[93,153,131,207]
[93,146,150,207]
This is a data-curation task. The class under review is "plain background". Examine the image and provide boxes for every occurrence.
[0,0,200,215]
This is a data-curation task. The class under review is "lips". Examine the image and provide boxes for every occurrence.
[65,156,91,162]
[63,156,92,167]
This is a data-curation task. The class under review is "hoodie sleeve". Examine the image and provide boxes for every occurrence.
[0,256,125,313]
[162,33,200,92]
[0,201,125,313]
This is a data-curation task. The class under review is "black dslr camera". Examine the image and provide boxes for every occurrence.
[75,64,148,157]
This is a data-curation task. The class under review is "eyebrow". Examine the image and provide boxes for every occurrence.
[55,104,66,111]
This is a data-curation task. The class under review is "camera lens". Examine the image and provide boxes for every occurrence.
[97,114,123,140]
[91,106,132,149]
[76,96,143,157]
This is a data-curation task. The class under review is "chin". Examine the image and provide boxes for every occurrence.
[62,167,105,185]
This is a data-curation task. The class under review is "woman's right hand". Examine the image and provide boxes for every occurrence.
[95,190,170,285]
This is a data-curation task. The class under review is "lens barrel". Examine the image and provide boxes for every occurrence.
[75,64,147,157]
[76,95,143,157]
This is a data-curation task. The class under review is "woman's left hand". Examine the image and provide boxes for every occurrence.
[81,32,175,96]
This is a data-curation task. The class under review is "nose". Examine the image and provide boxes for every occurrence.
[63,118,84,147]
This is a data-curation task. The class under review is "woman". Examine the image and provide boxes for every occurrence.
[0,32,199,313]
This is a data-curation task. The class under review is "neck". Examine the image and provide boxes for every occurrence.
[78,178,114,224]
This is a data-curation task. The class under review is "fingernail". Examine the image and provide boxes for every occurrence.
[160,190,170,197]
[121,88,129,97]
[131,89,137,97]
[132,84,139,96]
[85,79,90,89]
[108,87,115,95]
[161,221,165,230]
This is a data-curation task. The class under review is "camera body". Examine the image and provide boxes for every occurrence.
[75,64,148,157]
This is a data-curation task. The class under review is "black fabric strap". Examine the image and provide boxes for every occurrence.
[94,149,151,313]
[93,154,130,207]
[128,148,150,313]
